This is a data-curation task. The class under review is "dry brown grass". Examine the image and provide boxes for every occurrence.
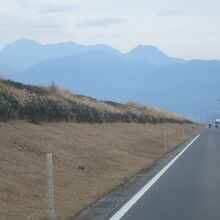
[0,121,202,220]
[0,80,190,123]
[125,100,183,121]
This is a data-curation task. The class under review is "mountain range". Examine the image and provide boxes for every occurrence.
[0,39,220,122]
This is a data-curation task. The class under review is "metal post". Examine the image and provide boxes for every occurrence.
[182,129,185,139]
[164,132,167,153]
[46,154,54,220]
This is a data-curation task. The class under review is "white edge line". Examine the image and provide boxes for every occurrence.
[109,135,200,220]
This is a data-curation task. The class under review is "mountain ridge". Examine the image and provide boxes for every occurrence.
[0,39,121,72]
[1,39,220,122]
[125,45,186,67]
[0,39,185,74]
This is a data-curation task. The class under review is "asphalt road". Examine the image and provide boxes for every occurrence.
[112,128,220,220]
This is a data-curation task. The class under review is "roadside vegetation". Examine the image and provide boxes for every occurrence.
[0,79,190,124]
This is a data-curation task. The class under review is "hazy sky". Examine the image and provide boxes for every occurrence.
[0,0,220,59]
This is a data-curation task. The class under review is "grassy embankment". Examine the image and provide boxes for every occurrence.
[0,79,200,220]
[0,79,190,124]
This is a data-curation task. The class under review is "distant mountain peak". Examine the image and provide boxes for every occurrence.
[1,39,42,54]
[125,44,185,67]
[128,44,168,57]
[0,39,122,72]
[5,39,41,47]
[13,38,38,44]
[3,39,77,51]
[134,44,159,50]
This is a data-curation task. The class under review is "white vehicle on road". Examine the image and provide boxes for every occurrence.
[215,119,220,128]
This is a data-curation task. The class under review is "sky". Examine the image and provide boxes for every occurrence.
[0,0,220,59]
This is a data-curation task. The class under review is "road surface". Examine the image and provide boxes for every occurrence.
[110,128,220,220]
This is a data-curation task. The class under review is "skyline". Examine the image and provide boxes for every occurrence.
[0,0,220,59]
[1,38,220,62]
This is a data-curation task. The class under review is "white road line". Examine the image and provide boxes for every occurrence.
[109,135,200,220]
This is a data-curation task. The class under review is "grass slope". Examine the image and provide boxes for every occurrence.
[0,121,200,220]
[0,79,190,124]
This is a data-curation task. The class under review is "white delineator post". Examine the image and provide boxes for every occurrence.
[46,154,54,220]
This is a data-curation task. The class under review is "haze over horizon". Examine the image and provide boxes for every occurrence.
[0,0,220,60]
